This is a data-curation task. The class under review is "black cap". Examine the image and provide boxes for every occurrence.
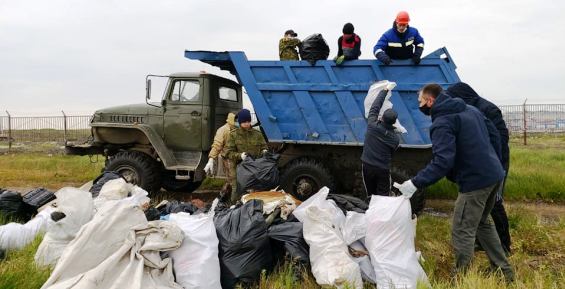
[343,23,354,34]
[382,109,398,128]
[284,29,298,37]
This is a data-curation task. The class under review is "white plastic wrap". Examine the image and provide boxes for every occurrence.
[365,196,428,289]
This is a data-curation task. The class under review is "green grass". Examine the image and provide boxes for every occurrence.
[427,134,565,202]
[0,237,52,289]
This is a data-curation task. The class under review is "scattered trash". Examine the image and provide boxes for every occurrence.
[0,207,54,250]
[242,190,301,220]
[365,195,429,289]
[35,188,94,267]
[214,200,273,289]
[236,153,280,196]
[22,188,56,211]
[169,204,221,289]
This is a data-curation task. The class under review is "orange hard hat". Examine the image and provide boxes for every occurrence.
[395,11,410,24]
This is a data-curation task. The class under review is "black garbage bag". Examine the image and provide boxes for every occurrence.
[160,200,199,215]
[90,171,125,198]
[0,191,33,222]
[299,33,330,65]
[236,153,280,196]
[268,222,310,265]
[327,194,368,214]
[214,200,273,289]
[22,188,56,211]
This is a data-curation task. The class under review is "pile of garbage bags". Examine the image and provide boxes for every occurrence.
[1,170,428,289]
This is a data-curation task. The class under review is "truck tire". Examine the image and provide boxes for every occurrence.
[280,158,335,200]
[105,151,162,193]
[162,174,202,193]
[391,167,425,215]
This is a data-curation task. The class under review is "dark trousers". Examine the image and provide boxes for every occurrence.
[491,175,511,253]
[362,162,391,196]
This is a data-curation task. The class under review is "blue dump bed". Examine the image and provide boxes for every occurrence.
[186,48,460,147]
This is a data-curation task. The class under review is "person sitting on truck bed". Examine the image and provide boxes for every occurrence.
[225,109,269,203]
[373,11,424,65]
[279,29,301,60]
[335,22,361,65]
[204,112,237,194]
[361,82,400,197]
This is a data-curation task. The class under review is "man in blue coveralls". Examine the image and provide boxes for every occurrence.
[373,11,425,65]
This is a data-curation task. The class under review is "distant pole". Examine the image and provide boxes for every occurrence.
[522,99,527,145]
[6,110,11,152]
[62,110,68,145]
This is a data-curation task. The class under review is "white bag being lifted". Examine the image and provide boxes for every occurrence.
[365,196,428,289]
[169,202,221,289]
[363,80,407,133]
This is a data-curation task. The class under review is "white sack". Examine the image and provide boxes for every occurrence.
[343,211,367,245]
[93,178,133,210]
[0,207,54,250]
[365,196,428,289]
[296,187,362,289]
[35,188,94,266]
[169,210,221,289]
[350,240,377,284]
[41,196,182,289]
[364,80,407,133]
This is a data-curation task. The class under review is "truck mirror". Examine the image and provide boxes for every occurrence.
[146,79,152,100]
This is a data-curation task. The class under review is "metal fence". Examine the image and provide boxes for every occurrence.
[499,104,565,133]
[0,104,563,150]
[0,111,91,149]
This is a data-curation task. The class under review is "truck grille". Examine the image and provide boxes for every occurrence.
[109,115,144,124]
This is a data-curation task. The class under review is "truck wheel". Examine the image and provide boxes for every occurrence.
[280,158,335,201]
[391,167,425,215]
[105,151,162,193]
[162,174,202,193]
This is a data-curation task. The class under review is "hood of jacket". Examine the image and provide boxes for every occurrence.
[446,82,481,106]
[430,91,467,121]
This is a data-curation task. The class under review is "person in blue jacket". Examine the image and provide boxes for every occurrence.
[373,11,424,65]
[394,84,515,282]
[447,82,512,254]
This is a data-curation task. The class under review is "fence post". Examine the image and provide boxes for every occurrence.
[6,110,12,152]
[62,110,68,145]
[522,99,527,145]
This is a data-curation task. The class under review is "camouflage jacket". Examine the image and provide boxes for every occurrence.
[225,127,268,162]
[279,37,301,60]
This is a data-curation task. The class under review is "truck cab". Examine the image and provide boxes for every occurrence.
[67,72,242,192]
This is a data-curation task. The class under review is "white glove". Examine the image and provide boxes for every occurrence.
[240,152,248,161]
[385,81,397,91]
[393,180,417,198]
[204,158,214,175]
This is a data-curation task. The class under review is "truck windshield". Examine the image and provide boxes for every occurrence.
[171,80,200,102]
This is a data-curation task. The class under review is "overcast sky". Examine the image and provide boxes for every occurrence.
[1,0,563,116]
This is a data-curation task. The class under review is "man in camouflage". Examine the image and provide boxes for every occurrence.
[279,29,301,60]
[225,109,269,202]
[204,112,236,193]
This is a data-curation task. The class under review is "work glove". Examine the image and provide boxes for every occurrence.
[412,55,421,65]
[393,180,417,199]
[335,55,345,65]
[376,52,392,65]
[204,158,214,176]
[240,152,248,161]
[385,82,397,91]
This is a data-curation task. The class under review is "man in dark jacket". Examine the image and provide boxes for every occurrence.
[373,11,424,65]
[361,83,400,196]
[447,82,512,254]
[394,84,514,282]
[336,23,361,65]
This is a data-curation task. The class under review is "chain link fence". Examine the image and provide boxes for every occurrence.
[500,104,565,133]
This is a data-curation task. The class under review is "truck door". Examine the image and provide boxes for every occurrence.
[163,79,202,152]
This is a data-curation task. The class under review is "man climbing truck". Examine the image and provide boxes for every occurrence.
[66,48,461,215]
